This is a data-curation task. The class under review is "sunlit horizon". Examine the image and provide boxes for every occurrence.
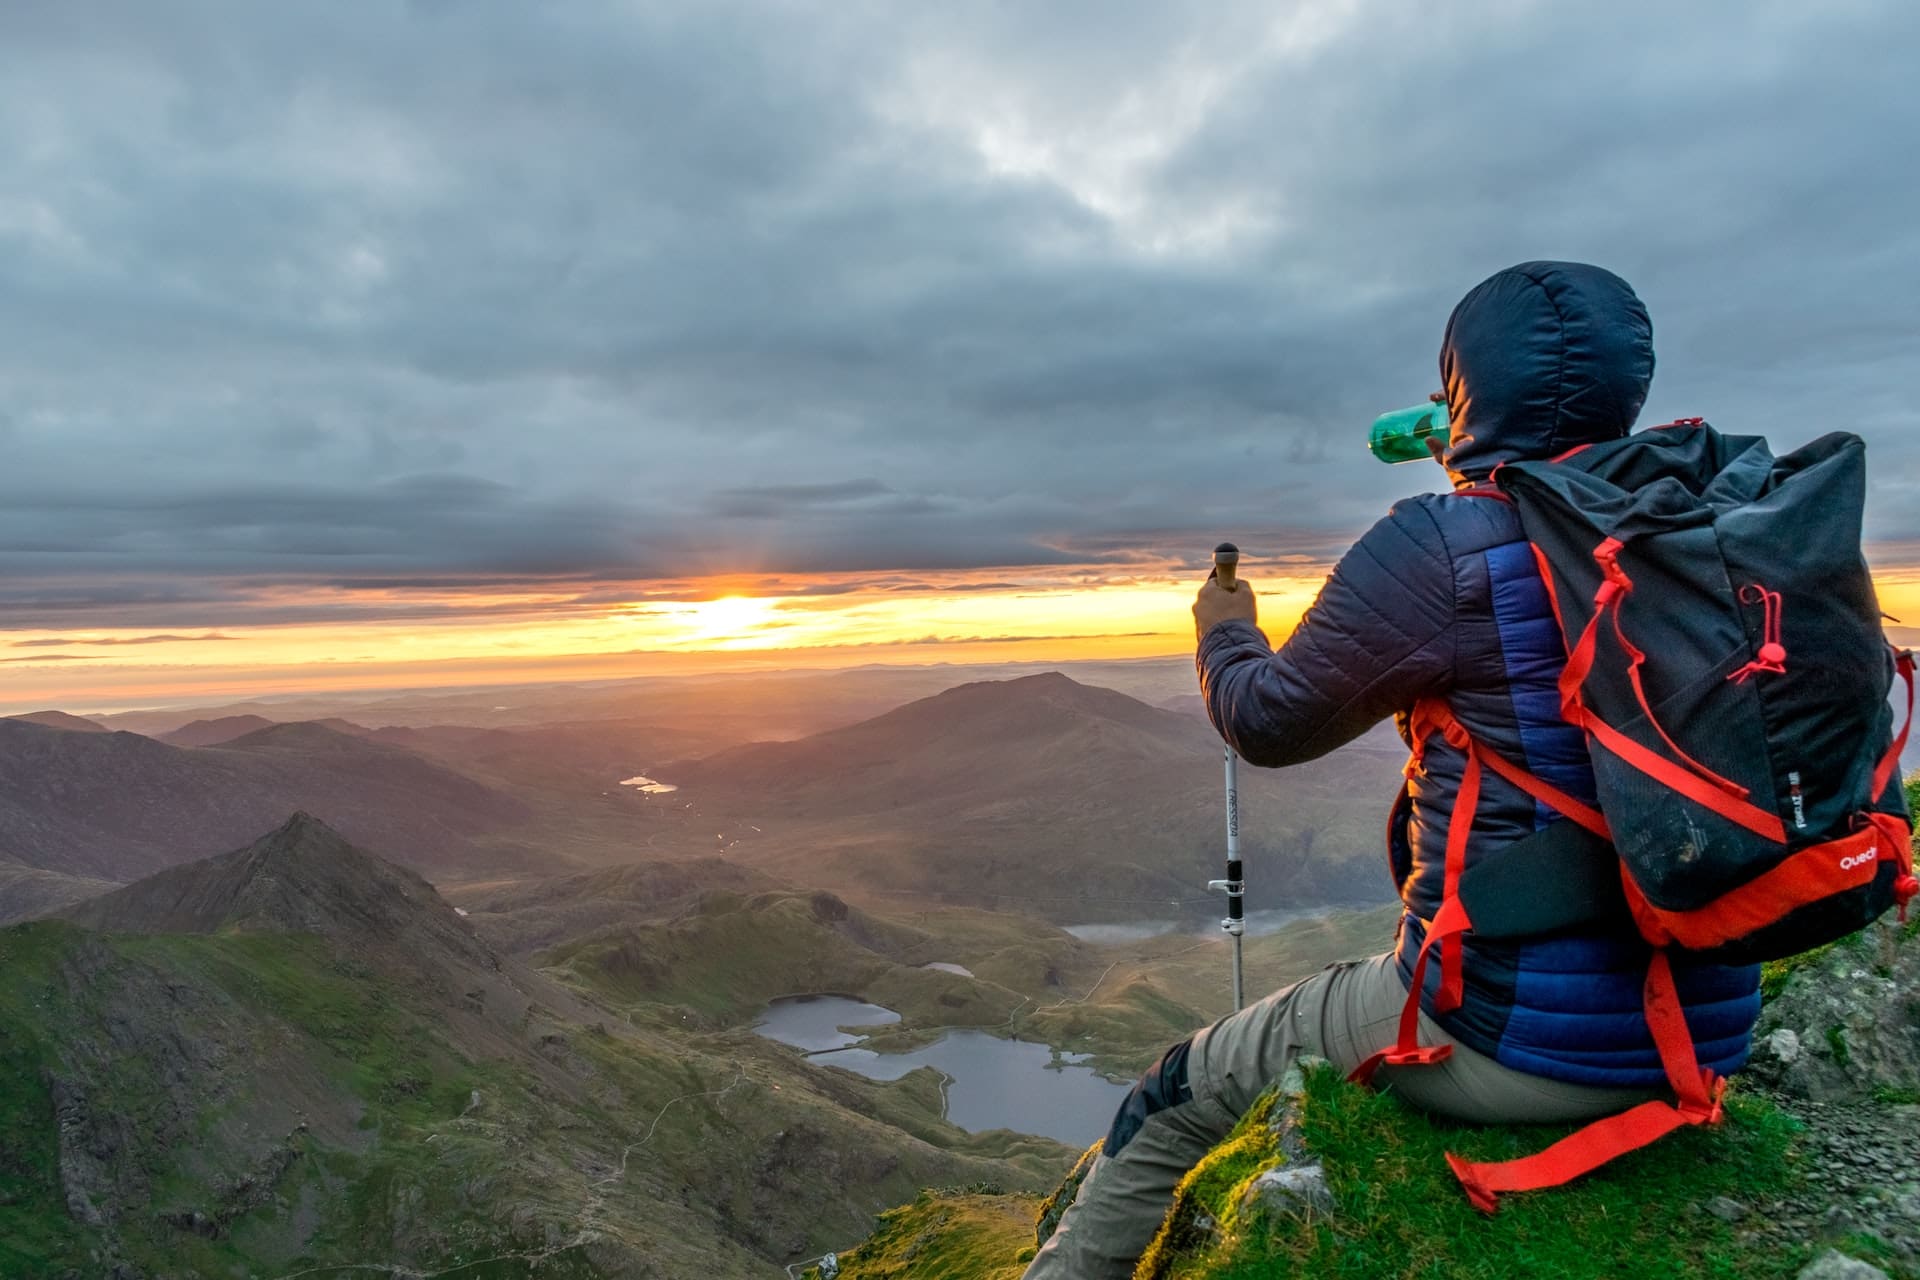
[0,558,1328,715]
[8,554,1920,718]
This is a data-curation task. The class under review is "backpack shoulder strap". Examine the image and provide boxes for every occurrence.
[1349,701,1613,1087]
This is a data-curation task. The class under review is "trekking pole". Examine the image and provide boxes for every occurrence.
[1205,542,1246,1012]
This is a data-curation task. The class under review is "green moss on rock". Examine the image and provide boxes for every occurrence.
[810,1189,1041,1279]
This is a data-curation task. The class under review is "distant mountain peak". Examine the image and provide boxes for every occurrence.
[899,670,1190,733]
[999,671,1080,688]
[159,714,278,747]
[6,710,110,733]
[62,813,498,976]
[661,669,1219,825]
[220,720,388,753]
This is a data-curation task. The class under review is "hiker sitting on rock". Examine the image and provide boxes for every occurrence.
[1024,262,1769,1279]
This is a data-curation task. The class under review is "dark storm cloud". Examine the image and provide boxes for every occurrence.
[0,0,1916,628]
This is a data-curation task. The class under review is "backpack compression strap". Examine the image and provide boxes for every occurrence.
[1555,538,1787,844]
[1872,649,1915,805]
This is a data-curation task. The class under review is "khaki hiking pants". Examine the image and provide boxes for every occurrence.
[1022,953,1655,1280]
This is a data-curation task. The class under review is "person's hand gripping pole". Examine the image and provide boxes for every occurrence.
[1205,542,1247,1012]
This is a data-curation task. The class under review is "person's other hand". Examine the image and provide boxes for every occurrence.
[1193,575,1257,640]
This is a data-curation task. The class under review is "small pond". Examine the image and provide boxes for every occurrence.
[753,995,899,1051]
[753,995,1130,1146]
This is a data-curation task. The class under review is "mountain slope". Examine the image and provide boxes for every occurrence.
[3,819,1070,1278]
[0,718,533,881]
[665,673,1406,921]
[449,857,788,952]
[816,1071,1818,1280]
[673,672,1216,813]
[0,863,120,926]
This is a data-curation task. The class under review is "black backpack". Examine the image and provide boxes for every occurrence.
[1500,419,1915,961]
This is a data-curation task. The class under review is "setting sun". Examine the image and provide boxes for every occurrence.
[636,594,791,649]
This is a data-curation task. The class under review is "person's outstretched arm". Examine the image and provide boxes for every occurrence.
[1196,500,1456,767]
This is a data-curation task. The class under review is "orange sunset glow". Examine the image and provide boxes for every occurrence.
[0,561,1328,711]
[8,558,1919,715]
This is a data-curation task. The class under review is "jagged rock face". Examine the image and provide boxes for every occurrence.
[35,931,356,1250]
[1750,918,1920,1103]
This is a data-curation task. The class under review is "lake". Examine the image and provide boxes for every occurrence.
[753,995,900,1051]
[753,995,1130,1146]
[619,775,679,794]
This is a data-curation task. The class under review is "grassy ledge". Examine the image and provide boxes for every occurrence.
[819,1061,1820,1280]
[1144,1062,1811,1280]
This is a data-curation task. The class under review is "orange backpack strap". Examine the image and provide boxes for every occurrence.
[1350,702,1611,1087]
[1444,950,1725,1213]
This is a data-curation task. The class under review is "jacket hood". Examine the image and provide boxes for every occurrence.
[1439,261,1655,483]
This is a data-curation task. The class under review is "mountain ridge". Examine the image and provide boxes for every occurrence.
[0,717,536,882]
[159,714,278,747]
[4,711,109,734]
[663,671,1404,921]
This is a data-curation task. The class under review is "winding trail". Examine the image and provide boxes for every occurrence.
[1045,935,1215,1011]
[589,1067,750,1195]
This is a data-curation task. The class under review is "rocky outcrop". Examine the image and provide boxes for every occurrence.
[1749,918,1920,1104]
[1238,1163,1333,1220]
[1799,1250,1894,1280]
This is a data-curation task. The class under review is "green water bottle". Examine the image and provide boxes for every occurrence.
[1368,396,1450,464]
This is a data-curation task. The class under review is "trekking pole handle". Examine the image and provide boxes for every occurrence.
[1213,542,1240,592]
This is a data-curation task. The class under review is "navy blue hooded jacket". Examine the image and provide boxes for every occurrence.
[1198,262,1761,1088]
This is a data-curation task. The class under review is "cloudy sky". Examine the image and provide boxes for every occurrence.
[2,1,1917,709]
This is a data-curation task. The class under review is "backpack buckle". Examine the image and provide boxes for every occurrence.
[1384,1043,1454,1068]
[1695,1074,1727,1125]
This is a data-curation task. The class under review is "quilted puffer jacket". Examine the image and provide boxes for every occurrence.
[1198,262,1760,1087]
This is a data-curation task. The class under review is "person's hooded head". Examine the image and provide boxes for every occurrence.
[1439,261,1655,486]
